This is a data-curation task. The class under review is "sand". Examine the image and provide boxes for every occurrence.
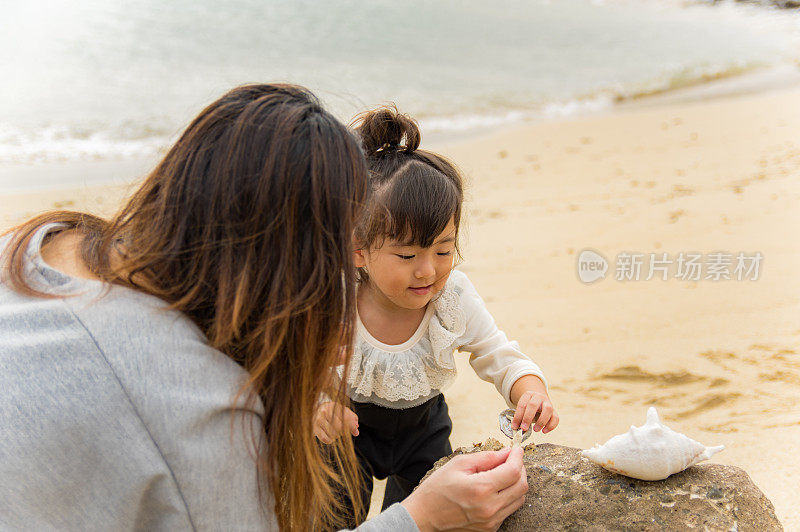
[2,82,799,528]
[440,84,800,528]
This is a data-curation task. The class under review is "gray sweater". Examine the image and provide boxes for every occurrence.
[0,224,417,531]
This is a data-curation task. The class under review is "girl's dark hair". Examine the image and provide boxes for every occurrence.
[1,84,368,531]
[351,106,465,282]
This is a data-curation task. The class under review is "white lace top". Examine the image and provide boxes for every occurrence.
[343,269,547,410]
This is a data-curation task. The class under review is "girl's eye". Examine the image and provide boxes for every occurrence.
[437,251,453,256]
[397,254,414,260]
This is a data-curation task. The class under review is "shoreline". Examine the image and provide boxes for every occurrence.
[424,62,800,147]
[3,62,800,196]
[0,157,157,196]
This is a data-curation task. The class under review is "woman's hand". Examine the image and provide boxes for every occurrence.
[509,375,559,434]
[313,401,359,444]
[401,445,528,532]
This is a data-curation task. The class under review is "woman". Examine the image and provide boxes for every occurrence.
[0,84,527,531]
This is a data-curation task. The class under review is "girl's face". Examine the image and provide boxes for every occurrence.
[356,218,457,311]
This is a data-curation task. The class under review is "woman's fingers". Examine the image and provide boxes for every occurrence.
[475,446,524,492]
[402,445,527,532]
[459,447,513,474]
[473,449,527,530]
[494,449,528,503]
[497,463,529,500]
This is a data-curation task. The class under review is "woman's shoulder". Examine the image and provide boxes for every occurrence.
[5,220,253,404]
[70,285,254,407]
[10,253,257,420]
[0,283,269,529]
[0,226,268,528]
[77,285,207,351]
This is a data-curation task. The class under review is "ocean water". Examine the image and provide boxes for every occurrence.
[0,0,799,170]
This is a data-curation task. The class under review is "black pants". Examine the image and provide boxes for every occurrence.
[340,394,453,527]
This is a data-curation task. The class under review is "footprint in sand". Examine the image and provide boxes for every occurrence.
[699,350,739,372]
[597,365,705,386]
[578,344,800,432]
[759,370,800,386]
[677,392,742,418]
[668,209,686,223]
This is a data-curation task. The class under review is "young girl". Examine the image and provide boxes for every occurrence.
[313,107,558,522]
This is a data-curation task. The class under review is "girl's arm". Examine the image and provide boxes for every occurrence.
[454,271,558,432]
[455,271,547,405]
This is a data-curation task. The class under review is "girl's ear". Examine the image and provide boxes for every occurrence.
[353,237,367,268]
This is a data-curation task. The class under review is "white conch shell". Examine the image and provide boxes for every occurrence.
[581,407,724,481]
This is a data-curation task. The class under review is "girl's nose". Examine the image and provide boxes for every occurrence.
[416,258,436,279]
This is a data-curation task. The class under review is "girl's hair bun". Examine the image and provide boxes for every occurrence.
[353,105,421,157]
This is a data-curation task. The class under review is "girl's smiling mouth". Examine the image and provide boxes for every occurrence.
[408,283,433,295]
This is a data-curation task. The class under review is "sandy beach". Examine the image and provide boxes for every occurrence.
[442,83,800,528]
[2,82,799,528]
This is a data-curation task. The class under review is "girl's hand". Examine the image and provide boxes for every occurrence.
[509,375,559,434]
[313,401,359,444]
[512,391,558,434]
[401,446,528,532]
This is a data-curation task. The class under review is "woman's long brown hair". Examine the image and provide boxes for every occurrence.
[1,84,367,530]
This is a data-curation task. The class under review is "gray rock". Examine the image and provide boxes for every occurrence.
[422,439,783,531]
